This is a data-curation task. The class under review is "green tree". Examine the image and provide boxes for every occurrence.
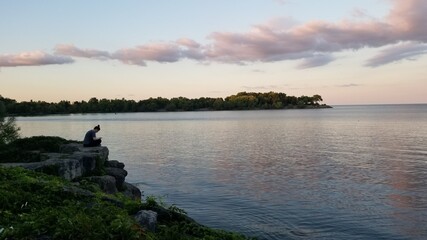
[0,100,20,146]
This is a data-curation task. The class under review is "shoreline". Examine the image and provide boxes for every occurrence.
[10,104,332,117]
[0,137,255,239]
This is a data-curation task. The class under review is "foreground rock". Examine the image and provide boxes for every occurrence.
[134,210,158,232]
[0,143,142,201]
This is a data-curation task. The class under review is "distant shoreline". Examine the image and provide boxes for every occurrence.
[1,91,331,117]
[11,104,332,117]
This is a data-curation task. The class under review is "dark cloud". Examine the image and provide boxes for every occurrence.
[365,41,427,67]
[297,54,335,69]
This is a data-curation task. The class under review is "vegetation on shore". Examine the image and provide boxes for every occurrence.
[0,92,330,116]
[0,136,74,163]
[0,164,253,239]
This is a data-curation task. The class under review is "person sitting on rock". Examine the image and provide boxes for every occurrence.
[83,125,102,147]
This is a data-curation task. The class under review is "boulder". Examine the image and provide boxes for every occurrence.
[105,167,128,189]
[1,156,82,181]
[71,152,101,176]
[59,143,81,154]
[2,144,112,180]
[79,145,109,163]
[134,210,158,232]
[105,160,125,169]
[50,158,82,180]
[121,182,142,201]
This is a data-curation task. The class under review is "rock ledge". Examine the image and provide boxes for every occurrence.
[1,143,142,201]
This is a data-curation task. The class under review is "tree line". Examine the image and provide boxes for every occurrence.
[0,92,328,116]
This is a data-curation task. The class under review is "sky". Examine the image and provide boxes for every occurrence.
[1,0,426,105]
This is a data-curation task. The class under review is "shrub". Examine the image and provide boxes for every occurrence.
[0,136,70,163]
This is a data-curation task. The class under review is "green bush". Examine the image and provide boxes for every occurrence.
[0,167,254,240]
[0,166,144,239]
[0,136,71,163]
[8,136,70,152]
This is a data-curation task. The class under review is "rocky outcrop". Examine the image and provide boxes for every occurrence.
[0,143,142,201]
[1,143,108,180]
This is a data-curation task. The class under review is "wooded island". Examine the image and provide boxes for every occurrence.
[0,92,330,116]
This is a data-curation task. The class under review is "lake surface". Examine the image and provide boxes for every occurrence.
[16,105,427,240]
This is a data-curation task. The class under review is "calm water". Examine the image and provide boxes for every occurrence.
[16,105,427,240]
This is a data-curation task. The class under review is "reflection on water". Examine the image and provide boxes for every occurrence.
[16,105,427,240]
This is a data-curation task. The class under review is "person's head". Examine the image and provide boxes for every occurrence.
[94,125,101,132]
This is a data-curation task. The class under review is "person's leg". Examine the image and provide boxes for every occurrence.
[93,139,102,146]
[83,139,101,147]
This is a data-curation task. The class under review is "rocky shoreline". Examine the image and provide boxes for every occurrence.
[1,141,254,239]
[1,143,141,201]
[0,143,159,230]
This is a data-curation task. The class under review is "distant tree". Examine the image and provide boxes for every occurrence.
[0,92,326,115]
[212,98,224,110]
[312,94,323,105]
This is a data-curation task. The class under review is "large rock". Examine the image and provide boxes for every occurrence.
[1,143,141,199]
[121,182,142,201]
[105,160,125,169]
[59,143,81,154]
[71,151,102,176]
[134,210,158,232]
[1,144,110,181]
[2,155,82,181]
[105,167,128,189]
[79,145,109,162]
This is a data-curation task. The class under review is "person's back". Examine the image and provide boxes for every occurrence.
[83,125,102,147]
[83,129,96,145]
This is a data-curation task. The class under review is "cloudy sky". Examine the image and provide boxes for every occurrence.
[1,0,426,105]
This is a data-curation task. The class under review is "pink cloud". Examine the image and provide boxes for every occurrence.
[21,0,425,68]
[0,51,74,67]
[387,0,427,40]
[176,38,201,48]
[112,43,184,66]
[297,54,335,69]
[110,40,207,66]
[205,13,394,64]
[54,44,110,60]
[204,0,427,67]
